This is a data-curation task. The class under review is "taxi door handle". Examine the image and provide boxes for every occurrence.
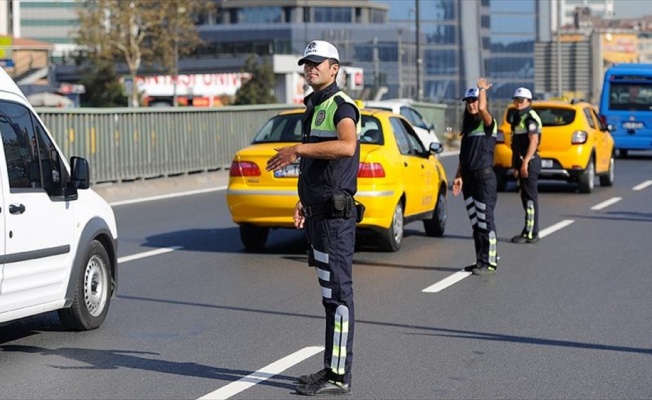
[9,204,26,215]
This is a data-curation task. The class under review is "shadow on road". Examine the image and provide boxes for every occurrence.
[0,344,297,390]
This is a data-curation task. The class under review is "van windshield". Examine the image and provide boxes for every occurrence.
[608,83,652,111]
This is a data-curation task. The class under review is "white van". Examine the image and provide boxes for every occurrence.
[0,67,118,330]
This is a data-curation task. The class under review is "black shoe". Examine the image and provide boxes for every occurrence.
[526,235,540,243]
[298,368,328,385]
[296,377,351,396]
[471,265,496,275]
[511,234,539,244]
[463,264,477,272]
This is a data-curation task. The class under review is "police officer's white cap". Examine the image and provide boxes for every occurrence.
[512,87,532,100]
[298,40,340,66]
[462,87,480,101]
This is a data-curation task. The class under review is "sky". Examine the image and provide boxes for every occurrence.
[612,0,652,18]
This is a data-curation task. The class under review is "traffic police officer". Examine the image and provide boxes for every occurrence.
[266,40,360,396]
[453,78,498,275]
[510,87,542,244]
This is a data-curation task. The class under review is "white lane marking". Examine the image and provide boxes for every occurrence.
[423,220,576,293]
[590,197,622,211]
[422,271,472,293]
[538,219,575,238]
[198,346,324,400]
[117,246,182,264]
[633,180,652,191]
[109,186,226,207]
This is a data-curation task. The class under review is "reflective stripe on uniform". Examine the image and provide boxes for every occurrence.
[313,247,329,264]
[525,200,535,237]
[330,305,349,376]
[317,267,330,281]
[488,230,497,267]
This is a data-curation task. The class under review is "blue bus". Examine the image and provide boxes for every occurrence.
[599,63,652,157]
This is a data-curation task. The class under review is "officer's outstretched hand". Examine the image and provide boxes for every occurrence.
[293,201,305,229]
[266,145,299,172]
[452,177,463,196]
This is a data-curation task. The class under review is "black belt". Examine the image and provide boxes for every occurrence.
[463,166,494,179]
[303,201,331,218]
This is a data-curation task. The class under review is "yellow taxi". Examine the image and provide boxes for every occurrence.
[494,99,615,193]
[226,107,448,252]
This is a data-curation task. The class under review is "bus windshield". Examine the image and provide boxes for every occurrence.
[608,83,652,111]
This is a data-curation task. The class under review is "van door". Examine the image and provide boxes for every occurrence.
[0,100,74,314]
[0,170,5,296]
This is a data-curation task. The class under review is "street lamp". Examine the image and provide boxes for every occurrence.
[172,6,186,107]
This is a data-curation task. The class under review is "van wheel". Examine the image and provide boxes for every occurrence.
[378,202,404,252]
[423,191,446,237]
[578,157,595,193]
[240,224,269,251]
[599,155,615,187]
[58,240,111,331]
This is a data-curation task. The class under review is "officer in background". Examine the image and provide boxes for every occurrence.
[266,40,360,396]
[453,78,498,276]
[509,87,542,244]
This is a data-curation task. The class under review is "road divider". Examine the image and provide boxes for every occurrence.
[633,180,652,191]
[197,346,324,400]
[422,219,576,293]
[590,197,622,211]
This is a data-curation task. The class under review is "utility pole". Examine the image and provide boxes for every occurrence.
[415,0,422,101]
[557,0,563,98]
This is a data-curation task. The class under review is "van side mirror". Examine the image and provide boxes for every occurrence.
[606,123,615,132]
[70,156,90,190]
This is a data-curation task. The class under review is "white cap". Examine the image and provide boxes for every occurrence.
[512,87,532,100]
[298,40,340,66]
[462,87,479,101]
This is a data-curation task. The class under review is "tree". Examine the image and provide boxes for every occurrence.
[80,61,127,107]
[75,0,211,107]
[234,55,278,105]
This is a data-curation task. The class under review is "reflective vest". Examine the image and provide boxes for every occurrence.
[309,91,362,139]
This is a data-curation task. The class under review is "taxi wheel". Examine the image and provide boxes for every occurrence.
[378,202,404,252]
[578,157,595,193]
[239,224,269,251]
[599,154,615,187]
[424,191,446,237]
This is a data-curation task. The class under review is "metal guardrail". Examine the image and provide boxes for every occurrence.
[36,102,449,185]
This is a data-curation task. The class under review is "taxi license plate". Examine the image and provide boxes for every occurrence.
[274,163,300,178]
[541,159,553,168]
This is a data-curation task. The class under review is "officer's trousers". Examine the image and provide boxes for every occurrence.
[462,168,498,268]
[515,156,541,238]
[306,216,356,386]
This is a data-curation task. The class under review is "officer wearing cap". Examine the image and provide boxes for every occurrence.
[509,87,542,244]
[266,40,360,396]
[453,78,498,275]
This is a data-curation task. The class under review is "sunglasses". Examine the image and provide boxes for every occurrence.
[513,97,527,103]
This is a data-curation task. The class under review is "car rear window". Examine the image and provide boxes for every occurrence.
[506,107,576,127]
[252,114,383,144]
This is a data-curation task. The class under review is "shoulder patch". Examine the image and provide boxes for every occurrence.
[315,110,326,126]
[528,121,538,132]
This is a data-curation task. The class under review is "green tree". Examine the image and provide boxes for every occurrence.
[80,61,128,107]
[75,0,211,107]
[234,55,278,105]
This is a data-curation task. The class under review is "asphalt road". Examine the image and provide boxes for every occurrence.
[1,151,652,399]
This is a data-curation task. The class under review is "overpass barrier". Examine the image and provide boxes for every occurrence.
[36,102,448,185]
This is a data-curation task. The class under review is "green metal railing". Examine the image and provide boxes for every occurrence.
[36,102,448,185]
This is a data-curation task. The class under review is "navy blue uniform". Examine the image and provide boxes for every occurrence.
[459,117,498,269]
[300,82,360,386]
[510,108,542,239]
